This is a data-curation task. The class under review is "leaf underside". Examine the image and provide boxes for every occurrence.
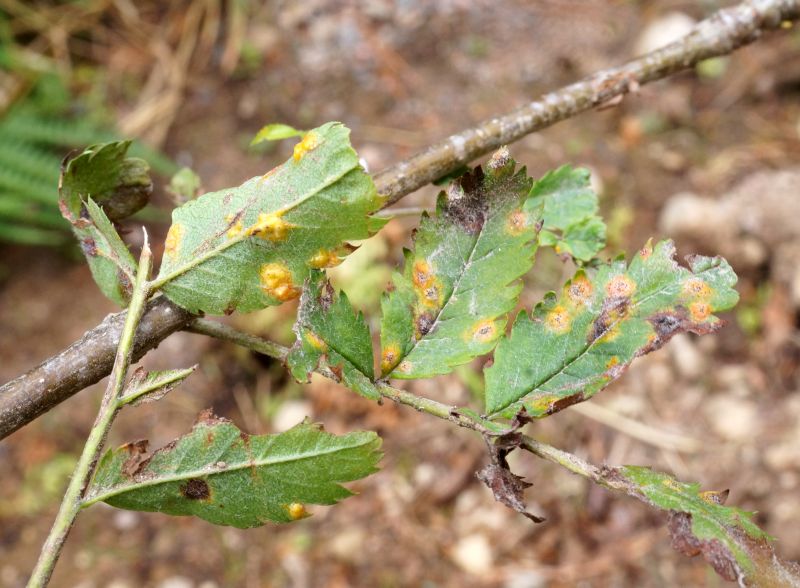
[157,122,385,315]
[527,165,606,262]
[287,272,379,400]
[619,466,800,586]
[59,141,152,306]
[86,412,382,528]
[484,239,739,419]
[380,149,540,380]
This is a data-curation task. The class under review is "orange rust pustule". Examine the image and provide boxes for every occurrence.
[506,209,529,235]
[567,275,594,305]
[683,278,713,299]
[180,478,211,501]
[467,319,497,343]
[164,223,185,260]
[380,345,401,374]
[412,260,434,289]
[605,275,636,298]
[287,502,308,520]
[545,305,571,334]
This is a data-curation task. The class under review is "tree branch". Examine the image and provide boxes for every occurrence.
[1,0,798,440]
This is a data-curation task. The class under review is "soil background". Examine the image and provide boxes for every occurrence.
[2,1,800,587]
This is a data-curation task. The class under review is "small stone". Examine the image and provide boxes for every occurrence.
[669,334,705,381]
[704,396,758,441]
[635,12,696,55]
[451,534,493,575]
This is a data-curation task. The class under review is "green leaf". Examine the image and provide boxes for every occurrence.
[380,149,539,379]
[167,167,202,204]
[251,123,306,145]
[525,165,606,261]
[119,366,197,406]
[58,141,152,305]
[156,122,384,315]
[484,239,738,419]
[287,272,379,400]
[60,141,152,222]
[85,412,382,528]
[618,466,800,585]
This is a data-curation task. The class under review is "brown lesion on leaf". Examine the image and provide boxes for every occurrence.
[588,296,630,344]
[80,238,98,257]
[443,166,487,234]
[415,312,435,337]
[668,511,740,582]
[180,478,211,501]
[121,439,149,478]
[476,433,545,524]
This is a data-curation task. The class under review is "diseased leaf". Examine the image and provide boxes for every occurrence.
[618,466,800,586]
[477,435,544,523]
[251,123,306,145]
[485,240,738,419]
[60,141,152,222]
[156,122,384,315]
[59,141,152,305]
[380,148,539,379]
[525,165,606,261]
[119,366,197,406]
[85,411,382,527]
[287,272,379,400]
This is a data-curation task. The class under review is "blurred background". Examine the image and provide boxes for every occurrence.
[1,1,800,586]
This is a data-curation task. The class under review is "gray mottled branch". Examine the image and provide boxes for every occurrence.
[1,0,798,440]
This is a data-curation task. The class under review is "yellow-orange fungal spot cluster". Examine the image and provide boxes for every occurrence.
[412,260,433,288]
[661,478,683,491]
[287,502,308,520]
[605,275,636,298]
[304,330,327,352]
[545,305,571,334]
[248,212,291,242]
[380,345,400,373]
[259,263,299,301]
[505,209,529,235]
[308,248,342,269]
[396,360,412,373]
[605,356,620,369]
[467,319,497,343]
[567,276,594,305]
[690,301,711,321]
[293,131,320,162]
[683,278,713,299]
[164,223,185,260]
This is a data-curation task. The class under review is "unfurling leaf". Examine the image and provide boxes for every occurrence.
[477,435,544,523]
[251,123,306,145]
[85,412,382,527]
[526,165,605,262]
[59,141,152,305]
[156,122,385,315]
[287,272,379,400]
[380,148,539,379]
[485,239,738,419]
[167,167,202,205]
[618,466,800,586]
[119,366,197,406]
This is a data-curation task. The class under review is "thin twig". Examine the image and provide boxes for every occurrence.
[27,236,153,588]
[1,0,799,439]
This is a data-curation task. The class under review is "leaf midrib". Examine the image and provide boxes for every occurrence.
[83,435,375,507]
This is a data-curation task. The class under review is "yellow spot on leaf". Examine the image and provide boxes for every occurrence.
[545,305,571,334]
[381,345,401,374]
[259,263,299,301]
[466,319,497,343]
[683,278,712,300]
[396,360,412,373]
[304,330,327,351]
[690,301,711,321]
[412,260,434,289]
[606,275,636,298]
[506,209,529,235]
[248,212,291,242]
[287,502,308,520]
[606,356,620,369]
[164,223,184,260]
[567,274,594,305]
[308,248,342,269]
[293,131,320,162]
